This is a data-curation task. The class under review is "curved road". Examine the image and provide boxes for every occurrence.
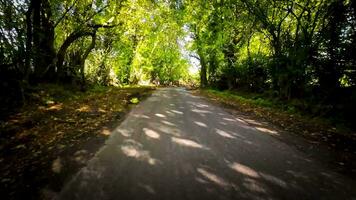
[59,88,356,200]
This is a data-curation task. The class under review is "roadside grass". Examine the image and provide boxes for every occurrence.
[200,88,355,128]
[199,88,356,178]
[201,89,303,116]
[199,88,356,150]
[0,84,155,200]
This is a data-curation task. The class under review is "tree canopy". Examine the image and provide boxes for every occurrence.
[1,0,356,123]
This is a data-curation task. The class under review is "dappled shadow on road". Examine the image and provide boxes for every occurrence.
[60,88,356,200]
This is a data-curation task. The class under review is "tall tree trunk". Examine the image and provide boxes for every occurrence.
[24,1,33,82]
[56,30,94,80]
[197,48,207,88]
[79,33,97,90]
[222,40,238,90]
[319,1,346,97]
[32,0,41,80]
[30,0,55,82]
[40,0,56,80]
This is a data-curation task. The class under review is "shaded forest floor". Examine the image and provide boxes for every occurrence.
[197,89,356,179]
[0,84,155,200]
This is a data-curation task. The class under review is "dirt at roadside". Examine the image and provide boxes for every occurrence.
[0,86,154,200]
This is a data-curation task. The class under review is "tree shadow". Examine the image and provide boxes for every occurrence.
[59,88,356,200]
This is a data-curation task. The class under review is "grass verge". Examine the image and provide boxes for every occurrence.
[198,89,356,176]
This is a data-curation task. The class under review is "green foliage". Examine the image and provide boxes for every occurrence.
[1,0,193,91]
[181,0,356,126]
[205,89,276,109]
[1,0,355,127]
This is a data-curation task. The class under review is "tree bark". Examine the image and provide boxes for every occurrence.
[32,0,41,79]
[39,0,56,80]
[79,32,97,90]
[24,1,34,82]
[56,30,94,79]
[28,0,56,82]
[197,48,207,88]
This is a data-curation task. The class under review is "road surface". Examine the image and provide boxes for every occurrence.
[58,88,356,200]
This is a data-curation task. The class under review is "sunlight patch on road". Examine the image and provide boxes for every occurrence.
[245,119,263,126]
[165,110,174,115]
[143,128,160,139]
[197,168,229,187]
[133,114,151,119]
[259,172,287,188]
[121,145,141,157]
[196,103,209,108]
[161,120,176,126]
[255,127,279,136]
[156,125,181,136]
[191,109,212,114]
[235,117,248,125]
[244,140,254,145]
[223,118,236,122]
[195,177,209,184]
[171,137,207,149]
[120,139,160,165]
[171,110,183,115]
[194,121,208,128]
[138,184,156,194]
[229,162,260,178]
[240,125,257,131]
[155,113,166,118]
[118,128,132,137]
[243,178,267,193]
[215,129,236,139]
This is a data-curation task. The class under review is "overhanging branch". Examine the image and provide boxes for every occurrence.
[190,54,200,61]
[88,22,122,30]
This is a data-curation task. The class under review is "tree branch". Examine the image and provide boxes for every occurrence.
[190,54,200,60]
[88,23,122,29]
[54,0,79,28]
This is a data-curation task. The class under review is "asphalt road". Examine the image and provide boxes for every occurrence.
[58,88,356,200]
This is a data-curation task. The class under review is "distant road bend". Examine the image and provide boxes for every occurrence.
[59,88,356,200]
